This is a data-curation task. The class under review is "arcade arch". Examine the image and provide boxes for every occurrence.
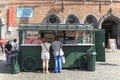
[100,15,120,49]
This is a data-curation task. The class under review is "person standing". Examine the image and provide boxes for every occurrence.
[52,35,62,73]
[0,39,5,55]
[4,41,12,66]
[0,43,4,55]
[41,38,51,74]
[11,39,18,52]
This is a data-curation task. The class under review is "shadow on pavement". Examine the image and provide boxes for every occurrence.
[96,62,120,66]
[0,60,11,74]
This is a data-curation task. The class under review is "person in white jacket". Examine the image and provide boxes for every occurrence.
[11,39,18,52]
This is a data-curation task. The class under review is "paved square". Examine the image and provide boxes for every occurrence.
[0,52,120,80]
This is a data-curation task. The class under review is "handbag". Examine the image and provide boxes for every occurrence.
[60,48,64,56]
[61,56,65,63]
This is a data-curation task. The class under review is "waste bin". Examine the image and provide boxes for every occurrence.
[10,52,20,74]
[87,51,96,71]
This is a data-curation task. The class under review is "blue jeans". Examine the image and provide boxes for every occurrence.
[5,52,10,64]
[54,56,62,72]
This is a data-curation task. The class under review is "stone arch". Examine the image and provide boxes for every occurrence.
[99,15,120,28]
[99,14,120,49]
[0,15,5,26]
[65,14,80,24]
[83,14,99,29]
[43,13,61,24]
[0,15,5,38]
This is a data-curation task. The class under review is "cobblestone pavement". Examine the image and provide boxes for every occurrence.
[0,51,120,80]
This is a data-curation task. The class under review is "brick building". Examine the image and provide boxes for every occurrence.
[0,0,120,48]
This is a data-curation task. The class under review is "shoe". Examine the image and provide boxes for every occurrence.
[58,71,61,73]
[46,71,49,74]
[5,64,9,66]
[43,71,45,74]
[54,71,58,73]
[37,70,40,73]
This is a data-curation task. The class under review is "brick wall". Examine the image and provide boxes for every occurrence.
[7,0,120,26]
[1,0,120,39]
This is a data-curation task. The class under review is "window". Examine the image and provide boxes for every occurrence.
[86,16,93,24]
[22,31,42,44]
[47,14,60,24]
[66,15,79,24]
[49,16,57,24]
[16,7,33,18]
[68,16,75,24]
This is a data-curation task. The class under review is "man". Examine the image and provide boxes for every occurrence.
[4,41,12,66]
[11,39,18,52]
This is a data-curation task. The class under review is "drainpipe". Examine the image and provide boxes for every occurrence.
[62,0,64,13]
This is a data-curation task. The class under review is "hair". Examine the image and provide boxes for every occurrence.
[41,33,45,38]
[54,35,59,41]
[42,38,46,43]
[13,39,17,42]
[7,41,10,44]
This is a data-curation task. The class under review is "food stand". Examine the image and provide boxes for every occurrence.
[16,24,105,72]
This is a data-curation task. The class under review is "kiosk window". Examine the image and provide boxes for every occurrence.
[22,31,41,44]
[65,30,93,44]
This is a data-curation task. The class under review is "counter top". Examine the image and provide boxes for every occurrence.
[21,43,94,46]
[62,44,94,46]
[21,44,40,46]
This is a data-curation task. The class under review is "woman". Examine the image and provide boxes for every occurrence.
[4,41,12,66]
[52,35,62,73]
[41,38,51,73]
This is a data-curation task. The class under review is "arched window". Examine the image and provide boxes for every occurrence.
[46,14,61,24]
[86,16,93,24]
[84,15,98,29]
[49,16,57,24]
[66,14,80,24]
[68,15,75,24]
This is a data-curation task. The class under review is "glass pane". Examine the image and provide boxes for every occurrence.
[76,31,92,44]
[22,31,42,44]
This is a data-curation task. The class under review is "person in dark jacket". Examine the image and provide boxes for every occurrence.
[4,41,12,66]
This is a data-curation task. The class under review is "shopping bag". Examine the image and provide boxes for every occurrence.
[61,56,65,63]
[60,48,64,56]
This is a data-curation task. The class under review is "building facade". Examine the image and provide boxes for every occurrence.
[0,0,120,48]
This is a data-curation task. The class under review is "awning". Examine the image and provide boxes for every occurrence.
[17,24,95,31]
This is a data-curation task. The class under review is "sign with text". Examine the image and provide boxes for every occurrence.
[16,7,33,18]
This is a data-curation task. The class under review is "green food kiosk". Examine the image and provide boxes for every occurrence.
[16,24,105,72]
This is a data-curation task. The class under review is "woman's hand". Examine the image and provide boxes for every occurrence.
[0,53,3,56]
[8,51,11,53]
